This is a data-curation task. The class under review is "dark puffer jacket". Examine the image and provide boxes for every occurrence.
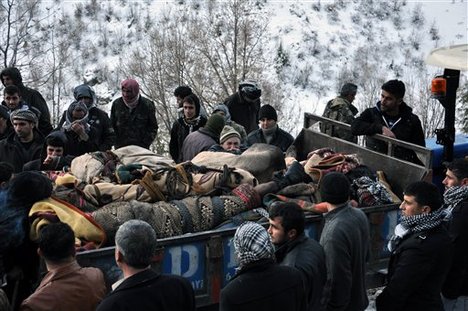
[376,225,453,310]
[111,96,158,149]
[351,102,425,164]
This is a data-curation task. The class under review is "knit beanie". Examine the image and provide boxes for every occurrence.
[382,80,406,99]
[258,104,277,121]
[204,114,225,137]
[220,125,241,144]
[233,221,274,268]
[319,172,350,204]
[10,109,38,125]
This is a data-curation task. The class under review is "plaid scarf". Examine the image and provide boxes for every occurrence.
[442,186,468,220]
[233,221,274,270]
[387,210,444,252]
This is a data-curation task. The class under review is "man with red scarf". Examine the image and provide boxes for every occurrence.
[111,79,158,150]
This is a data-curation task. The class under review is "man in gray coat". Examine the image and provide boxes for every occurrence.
[319,172,369,311]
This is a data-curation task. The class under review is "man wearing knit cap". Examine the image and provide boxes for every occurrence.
[57,84,115,151]
[0,109,44,172]
[180,113,225,161]
[220,222,306,311]
[319,172,370,311]
[321,82,359,143]
[351,79,425,164]
[208,125,246,154]
[111,79,158,149]
[246,104,294,152]
[212,104,247,143]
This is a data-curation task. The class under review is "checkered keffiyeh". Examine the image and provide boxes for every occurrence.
[233,222,274,269]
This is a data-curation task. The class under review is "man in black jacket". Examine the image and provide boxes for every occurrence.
[441,158,468,310]
[97,220,195,311]
[0,109,44,172]
[1,67,52,136]
[246,104,294,152]
[376,181,453,310]
[268,202,326,311]
[220,221,306,311]
[223,79,261,134]
[351,80,425,164]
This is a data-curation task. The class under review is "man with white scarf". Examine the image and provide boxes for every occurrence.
[376,181,453,310]
[441,158,468,310]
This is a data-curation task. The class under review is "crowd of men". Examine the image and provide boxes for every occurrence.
[0,67,466,311]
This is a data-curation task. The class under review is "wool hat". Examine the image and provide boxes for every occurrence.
[10,109,38,124]
[220,125,241,144]
[258,104,277,121]
[239,80,262,101]
[204,114,225,137]
[0,105,8,120]
[233,221,274,268]
[319,172,350,204]
[340,83,358,96]
[382,79,406,99]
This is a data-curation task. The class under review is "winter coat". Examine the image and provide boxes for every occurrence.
[319,203,369,311]
[96,269,195,311]
[58,107,115,152]
[376,225,453,311]
[169,116,207,163]
[442,199,468,299]
[0,130,44,173]
[351,101,425,164]
[276,234,327,311]
[111,96,158,149]
[181,128,218,162]
[320,96,358,143]
[220,259,307,311]
[212,104,248,142]
[246,126,294,152]
[223,92,260,135]
[19,261,106,311]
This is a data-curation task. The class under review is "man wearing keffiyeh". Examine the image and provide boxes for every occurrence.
[376,181,453,310]
[220,222,307,311]
[441,158,468,310]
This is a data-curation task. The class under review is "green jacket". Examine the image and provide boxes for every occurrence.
[320,97,358,143]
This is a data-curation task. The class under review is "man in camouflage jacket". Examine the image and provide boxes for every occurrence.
[320,83,358,143]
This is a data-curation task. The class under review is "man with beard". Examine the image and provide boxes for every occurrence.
[351,80,425,164]
[441,158,468,310]
[111,79,158,149]
[376,181,453,310]
[268,202,327,310]
[0,110,44,172]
